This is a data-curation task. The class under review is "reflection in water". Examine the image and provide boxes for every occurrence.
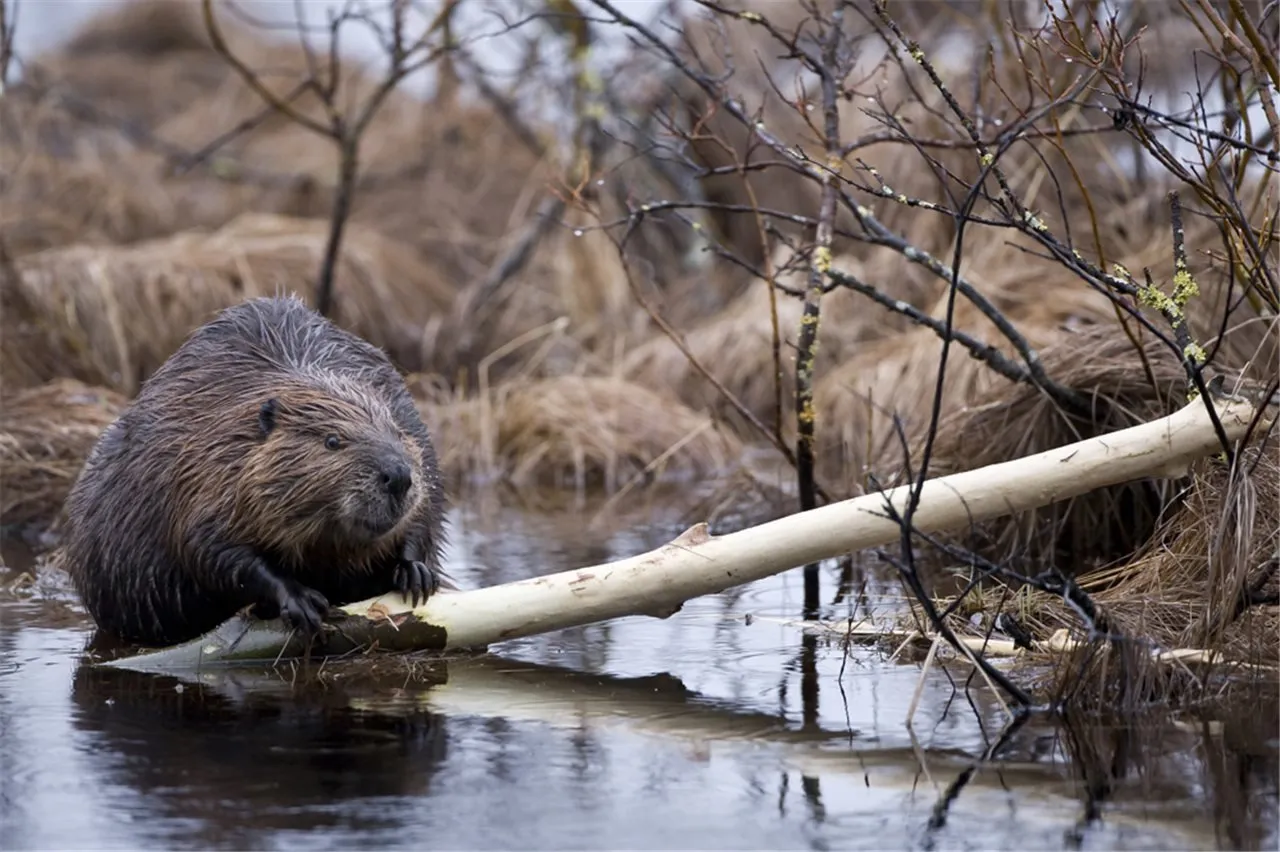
[68,665,451,848]
[797,633,825,825]
[2,493,1278,850]
[1057,706,1280,851]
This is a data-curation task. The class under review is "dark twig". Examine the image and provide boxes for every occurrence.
[201,0,460,318]
[824,268,1049,390]
[0,0,17,92]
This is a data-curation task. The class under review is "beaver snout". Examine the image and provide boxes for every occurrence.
[379,456,414,500]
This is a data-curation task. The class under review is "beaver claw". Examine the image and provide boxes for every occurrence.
[276,580,331,638]
[393,559,440,608]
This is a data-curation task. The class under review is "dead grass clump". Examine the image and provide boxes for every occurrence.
[3,213,456,395]
[0,379,128,530]
[1082,444,1279,660]
[162,67,551,308]
[457,204,654,380]
[621,280,809,429]
[923,323,1189,576]
[347,104,552,282]
[812,323,1010,490]
[62,0,210,56]
[0,149,176,255]
[413,375,744,491]
[23,0,230,127]
[810,286,1080,488]
[153,55,424,186]
[621,251,930,434]
[140,24,549,285]
[0,143,273,257]
[1031,442,1280,711]
[0,83,330,258]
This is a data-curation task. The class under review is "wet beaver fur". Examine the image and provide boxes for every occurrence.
[62,295,449,647]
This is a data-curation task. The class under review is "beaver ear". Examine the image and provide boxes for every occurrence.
[258,398,279,438]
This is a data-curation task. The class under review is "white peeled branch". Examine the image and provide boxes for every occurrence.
[105,395,1268,671]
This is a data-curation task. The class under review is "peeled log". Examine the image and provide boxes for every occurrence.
[103,395,1270,672]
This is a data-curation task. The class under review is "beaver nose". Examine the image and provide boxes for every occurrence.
[381,460,413,499]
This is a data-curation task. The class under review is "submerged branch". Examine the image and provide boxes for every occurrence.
[102,394,1271,673]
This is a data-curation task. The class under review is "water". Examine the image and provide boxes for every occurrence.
[2,490,1276,850]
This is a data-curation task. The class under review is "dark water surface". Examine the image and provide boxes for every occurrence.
[2,491,1277,851]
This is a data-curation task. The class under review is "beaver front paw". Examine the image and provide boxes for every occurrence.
[276,580,331,637]
[392,559,441,608]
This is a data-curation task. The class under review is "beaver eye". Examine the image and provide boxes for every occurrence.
[324,434,342,451]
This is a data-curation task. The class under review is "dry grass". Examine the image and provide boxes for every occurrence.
[809,278,1119,489]
[341,104,552,284]
[621,276,811,429]
[449,205,651,382]
[802,204,1268,498]
[1078,444,1279,658]
[0,379,128,530]
[0,131,303,259]
[22,1,230,127]
[0,78,333,259]
[414,374,745,491]
[0,148,189,256]
[920,322,1191,575]
[621,249,938,435]
[1024,442,1280,710]
[3,213,456,396]
[810,324,1005,488]
[120,8,551,288]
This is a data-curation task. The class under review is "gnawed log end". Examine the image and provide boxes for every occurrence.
[672,522,712,548]
[97,606,459,673]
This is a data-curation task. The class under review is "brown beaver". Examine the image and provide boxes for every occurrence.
[61,294,450,647]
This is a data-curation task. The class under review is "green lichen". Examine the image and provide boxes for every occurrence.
[1172,264,1199,306]
[1183,341,1206,365]
[813,246,832,276]
[796,395,816,426]
[1137,282,1180,319]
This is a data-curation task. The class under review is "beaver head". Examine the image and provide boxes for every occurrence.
[234,376,425,555]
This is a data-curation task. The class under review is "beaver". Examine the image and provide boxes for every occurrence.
[61,294,449,647]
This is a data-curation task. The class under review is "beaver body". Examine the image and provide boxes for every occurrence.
[62,295,449,646]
